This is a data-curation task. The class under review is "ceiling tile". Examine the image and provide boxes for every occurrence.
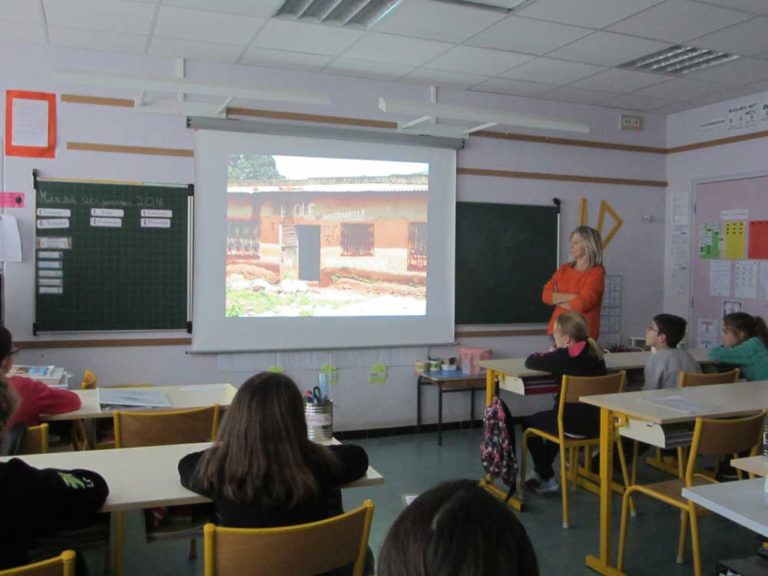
[686,56,768,83]
[748,79,768,92]
[548,32,671,66]
[42,0,156,34]
[517,0,665,28]
[500,57,606,84]
[608,0,750,43]
[338,32,451,66]
[162,0,283,17]
[252,20,363,56]
[425,45,534,75]
[324,58,414,81]
[148,37,245,62]
[0,20,44,43]
[691,17,768,56]
[466,15,592,55]
[471,77,558,96]
[600,93,672,111]
[0,0,41,23]
[373,0,505,43]
[632,77,728,99]
[688,0,768,14]
[403,68,490,90]
[240,48,332,72]
[539,85,617,105]
[49,26,147,53]
[154,6,264,45]
[570,68,665,92]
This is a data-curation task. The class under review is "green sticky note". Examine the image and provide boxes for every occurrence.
[369,363,387,384]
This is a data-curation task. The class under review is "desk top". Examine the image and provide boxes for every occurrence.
[0,441,383,512]
[683,478,768,537]
[479,358,549,378]
[42,383,238,421]
[418,371,486,383]
[580,380,768,424]
[732,456,768,477]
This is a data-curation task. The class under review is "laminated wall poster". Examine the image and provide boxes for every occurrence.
[5,91,56,158]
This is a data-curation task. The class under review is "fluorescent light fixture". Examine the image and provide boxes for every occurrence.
[53,69,329,106]
[276,0,402,27]
[379,97,590,134]
[620,45,740,76]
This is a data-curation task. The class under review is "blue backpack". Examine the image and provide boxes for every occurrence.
[480,395,518,501]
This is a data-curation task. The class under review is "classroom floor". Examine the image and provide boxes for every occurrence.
[88,427,763,575]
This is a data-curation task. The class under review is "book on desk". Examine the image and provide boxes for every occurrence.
[97,388,172,409]
[8,365,67,388]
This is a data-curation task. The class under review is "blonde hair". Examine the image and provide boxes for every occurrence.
[556,311,603,361]
[571,226,603,268]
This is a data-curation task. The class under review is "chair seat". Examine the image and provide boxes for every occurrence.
[638,475,713,506]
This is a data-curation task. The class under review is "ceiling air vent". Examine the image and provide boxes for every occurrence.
[620,45,740,76]
[431,0,535,13]
[275,0,402,27]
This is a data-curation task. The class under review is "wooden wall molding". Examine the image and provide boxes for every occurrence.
[227,107,397,129]
[17,338,192,349]
[457,167,667,188]
[474,130,666,154]
[666,129,768,154]
[61,94,134,107]
[67,142,194,157]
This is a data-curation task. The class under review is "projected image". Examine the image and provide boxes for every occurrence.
[226,154,428,318]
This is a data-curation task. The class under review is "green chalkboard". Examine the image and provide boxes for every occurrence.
[455,201,559,325]
[34,180,190,332]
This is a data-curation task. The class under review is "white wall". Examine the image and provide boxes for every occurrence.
[665,89,768,319]
[2,43,667,430]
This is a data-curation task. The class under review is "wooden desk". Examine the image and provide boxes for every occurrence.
[580,380,768,575]
[683,478,768,538]
[417,371,485,446]
[732,456,768,477]
[601,348,712,372]
[0,441,383,512]
[41,383,238,421]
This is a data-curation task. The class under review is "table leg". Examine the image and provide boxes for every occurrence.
[417,376,423,433]
[585,407,626,576]
[438,386,443,446]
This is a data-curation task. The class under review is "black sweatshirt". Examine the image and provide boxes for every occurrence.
[0,459,109,569]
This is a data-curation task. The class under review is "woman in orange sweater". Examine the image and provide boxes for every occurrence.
[542,226,605,340]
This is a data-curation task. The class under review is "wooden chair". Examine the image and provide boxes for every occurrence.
[203,500,374,576]
[618,410,765,576]
[18,423,49,455]
[641,368,741,479]
[72,370,98,451]
[112,405,220,576]
[0,550,76,576]
[520,371,630,529]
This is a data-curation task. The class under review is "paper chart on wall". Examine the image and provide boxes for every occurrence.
[734,260,758,299]
[698,223,720,259]
[697,318,719,349]
[723,221,747,259]
[709,260,731,297]
[761,262,768,302]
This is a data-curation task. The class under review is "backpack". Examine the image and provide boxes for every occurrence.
[480,395,518,501]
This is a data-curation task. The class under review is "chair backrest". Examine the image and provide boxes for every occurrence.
[0,550,76,576]
[561,371,626,405]
[80,370,97,390]
[114,405,220,448]
[18,423,49,455]
[686,410,765,484]
[678,368,740,387]
[204,500,374,576]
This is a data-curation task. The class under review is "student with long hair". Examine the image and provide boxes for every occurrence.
[522,311,606,493]
[178,371,368,528]
[378,479,539,576]
[709,312,768,381]
[542,226,605,340]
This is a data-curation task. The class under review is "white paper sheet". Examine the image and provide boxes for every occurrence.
[638,395,717,414]
[697,318,719,349]
[734,260,758,299]
[0,215,22,262]
[11,99,49,147]
[761,262,768,303]
[709,260,731,297]
[98,388,172,408]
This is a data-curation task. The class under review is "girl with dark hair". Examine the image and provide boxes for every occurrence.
[178,371,368,528]
[378,479,539,576]
[708,312,768,381]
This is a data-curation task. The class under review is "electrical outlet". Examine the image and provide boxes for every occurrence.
[620,114,643,131]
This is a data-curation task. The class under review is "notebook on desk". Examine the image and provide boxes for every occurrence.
[98,388,172,408]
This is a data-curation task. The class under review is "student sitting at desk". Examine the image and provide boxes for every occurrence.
[643,313,700,390]
[0,327,80,427]
[178,372,369,573]
[522,311,606,493]
[0,375,108,571]
[708,312,768,381]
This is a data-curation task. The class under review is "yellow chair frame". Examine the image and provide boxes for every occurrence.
[72,370,98,451]
[203,500,374,576]
[18,423,49,455]
[520,371,629,529]
[0,550,76,576]
[618,410,765,576]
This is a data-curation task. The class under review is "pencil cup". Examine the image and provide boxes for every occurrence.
[306,400,333,443]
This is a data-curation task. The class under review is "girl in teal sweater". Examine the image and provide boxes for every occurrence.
[708,312,768,381]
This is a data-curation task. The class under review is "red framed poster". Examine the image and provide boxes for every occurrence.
[5,90,56,158]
